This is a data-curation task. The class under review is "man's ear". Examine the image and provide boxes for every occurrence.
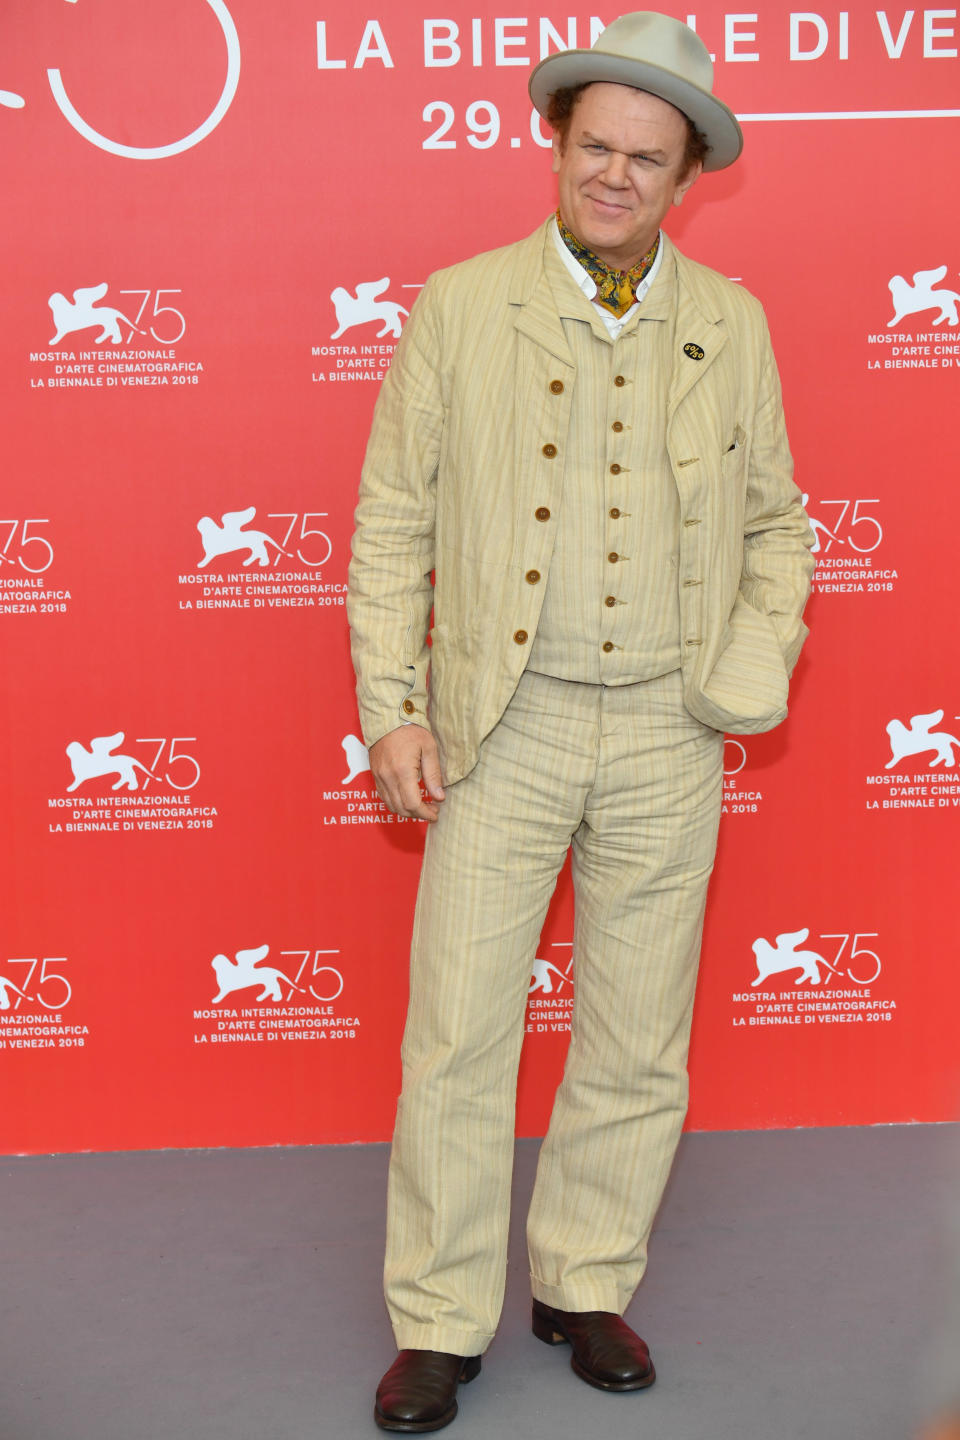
[551,129,564,175]
[673,161,702,207]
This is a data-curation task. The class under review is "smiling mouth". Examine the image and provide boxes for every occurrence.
[586,195,630,215]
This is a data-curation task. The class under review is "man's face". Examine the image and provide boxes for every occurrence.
[552,82,701,270]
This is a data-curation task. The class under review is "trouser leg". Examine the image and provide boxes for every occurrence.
[385,672,597,1354]
[527,670,723,1314]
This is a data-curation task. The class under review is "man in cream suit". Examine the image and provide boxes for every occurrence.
[348,12,813,1431]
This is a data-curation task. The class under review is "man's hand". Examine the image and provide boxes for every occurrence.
[369,726,446,822]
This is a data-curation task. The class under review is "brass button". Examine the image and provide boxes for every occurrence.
[608,552,619,563]
[611,420,624,432]
[614,374,626,387]
[513,629,528,645]
[542,442,557,458]
[602,640,615,653]
[609,463,622,475]
[549,379,564,394]
[402,699,416,714]
[609,507,621,519]
[604,595,617,608]
[525,569,541,584]
[535,506,551,522]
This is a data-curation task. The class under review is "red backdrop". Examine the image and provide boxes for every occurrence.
[2,0,958,1153]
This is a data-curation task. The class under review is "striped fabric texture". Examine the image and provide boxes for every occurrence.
[385,668,724,1354]
[347,222,814,786]
[527,238,682,683]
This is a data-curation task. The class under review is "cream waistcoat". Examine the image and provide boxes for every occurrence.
[528,237,681,683]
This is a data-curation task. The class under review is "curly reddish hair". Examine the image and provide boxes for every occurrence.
[546,82,711,177]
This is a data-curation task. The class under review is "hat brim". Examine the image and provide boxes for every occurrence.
[529,50,743,171]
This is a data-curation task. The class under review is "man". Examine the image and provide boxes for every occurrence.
[348,12,813,1431]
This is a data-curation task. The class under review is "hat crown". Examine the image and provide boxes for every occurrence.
[527,8,742,169]
[593,13,714,92]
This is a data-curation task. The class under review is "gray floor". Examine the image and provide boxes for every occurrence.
[2,1125,956,1440]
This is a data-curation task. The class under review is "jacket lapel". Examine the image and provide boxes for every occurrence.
[667,247,729,417]
[509,223,576,368]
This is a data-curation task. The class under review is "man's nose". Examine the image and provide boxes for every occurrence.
[599,151,630,186]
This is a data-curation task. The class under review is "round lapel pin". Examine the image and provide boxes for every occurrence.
[683,342,705,361]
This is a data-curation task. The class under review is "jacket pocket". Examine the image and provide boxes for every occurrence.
[699,593,788,731]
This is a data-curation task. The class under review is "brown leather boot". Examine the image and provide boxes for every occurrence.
[374,1349,481,1432]
[532,1299,655,1391]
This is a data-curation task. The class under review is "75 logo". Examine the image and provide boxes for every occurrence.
[116,289,186,344]
[281,949,344,1002]
[0,519,53,573]
[802,495,883,555]
[66,734,201,793]
[47,284,186,347]
[197,508,332,569]
[0,957,71,1011]
[211,945,344,1004]
[751,929,882,988]
[1,1,240,162]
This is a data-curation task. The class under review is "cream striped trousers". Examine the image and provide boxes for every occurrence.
[385,666,724,1355]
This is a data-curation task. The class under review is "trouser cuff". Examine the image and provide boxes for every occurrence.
[530,1274,632,1316]
[391,1321,493,1357]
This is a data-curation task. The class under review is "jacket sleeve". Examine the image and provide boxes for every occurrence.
[346,276,443,748]
[739,321,815,676]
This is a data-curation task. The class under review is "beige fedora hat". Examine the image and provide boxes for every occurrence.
[529,12,743,170]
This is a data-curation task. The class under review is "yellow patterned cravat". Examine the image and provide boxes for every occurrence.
[556,211,659,318]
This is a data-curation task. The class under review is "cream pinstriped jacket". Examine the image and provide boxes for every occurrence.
[348,220,814,786]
